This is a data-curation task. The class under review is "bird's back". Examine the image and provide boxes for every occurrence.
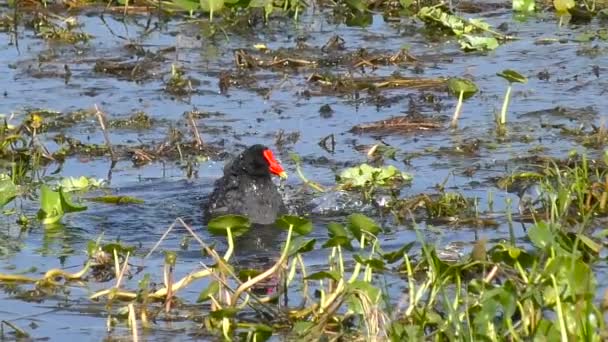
[204,170,286,225]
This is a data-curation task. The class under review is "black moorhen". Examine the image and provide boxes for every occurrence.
[204,145,288,225]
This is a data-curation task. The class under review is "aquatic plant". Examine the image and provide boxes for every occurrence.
[497,69,527,126]
[447,77,478,128]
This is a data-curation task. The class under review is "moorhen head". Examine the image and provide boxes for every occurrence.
[204,145,288,225]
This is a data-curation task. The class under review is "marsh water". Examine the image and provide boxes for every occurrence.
[1,2,607,340]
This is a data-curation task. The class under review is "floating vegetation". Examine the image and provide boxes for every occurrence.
[417,5,506,51]
[30,12,91,43]
[307,73,446,94]
[350,114,443,134]
[337,163,412,191]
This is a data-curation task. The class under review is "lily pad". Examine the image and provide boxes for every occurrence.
[37,185,87,225]
[497,69,528,84]
[207,215,251,237]
[447,78,478,99]
[275,215,313,236]
[197,280,220,302]
[347,213,381,240]
[305,270,341,281]
[353,254,385,271]
[288,237,316,256]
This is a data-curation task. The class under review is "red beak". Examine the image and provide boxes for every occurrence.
[263,149,287,178]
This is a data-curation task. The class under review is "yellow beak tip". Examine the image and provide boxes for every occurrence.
[279,172,288,179]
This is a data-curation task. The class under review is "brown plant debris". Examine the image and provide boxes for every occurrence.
[350,115,443,134]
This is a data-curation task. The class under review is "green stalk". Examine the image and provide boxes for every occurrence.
[224,227,234,261]
[551,275,568,342]
[348,234,366,283]
[500,85,512,125]
[451,90,464,128]
[294,161,325,192]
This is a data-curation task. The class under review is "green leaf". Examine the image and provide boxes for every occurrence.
[554,0,574,13]
[275,215,313,235]
[209,307,238,320]
[238,324,273,342]
[382,242,415,263]
[528,221,554,249]
[197,281,220,302]
[347,213,381,240]
[200,0,224,18]
[497,69,528,84]
[327,222,348,238]
[513,0,534,12]
[353,254,385,270]
[322,236,354,251]
[60,189,87,212]
[345,0,367,12]
[238,268,262,281]
[447,78,478,100]
[288,238,316,256]
[60,176,104,192]
[399,0,413,9]
[0,175,17,208]
[38,184,64,225]
[101,242,136,256]
[459,35,499,51]
[170,0,200,11]
[348,280,381,303]
[345,13,373,27]
[578,234,601,254]
[305,270,341,281]
[207,215,251,237]
[293,321,314,336]
[338,164,412,189]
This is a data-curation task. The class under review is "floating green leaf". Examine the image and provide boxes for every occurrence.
[353,254,385,270]
[305,270,341,281]
[170,0,200,11]
[199,0,224,20]
[38,185,87,225]
[197,280,220,302]
[0,175,17,208]
[382,242,415,263]
[497,69,528,84]
[207,215,251,237]
[459,35,499,51]
[347,213,381,240]
[275,215,313,236]
[288,237,316,256]
[447,78,478,99]
[528,221,555,249]
[238,324,273,342]
[554,0,574,13]
[209,307,238,320]
[513,0,535,12]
